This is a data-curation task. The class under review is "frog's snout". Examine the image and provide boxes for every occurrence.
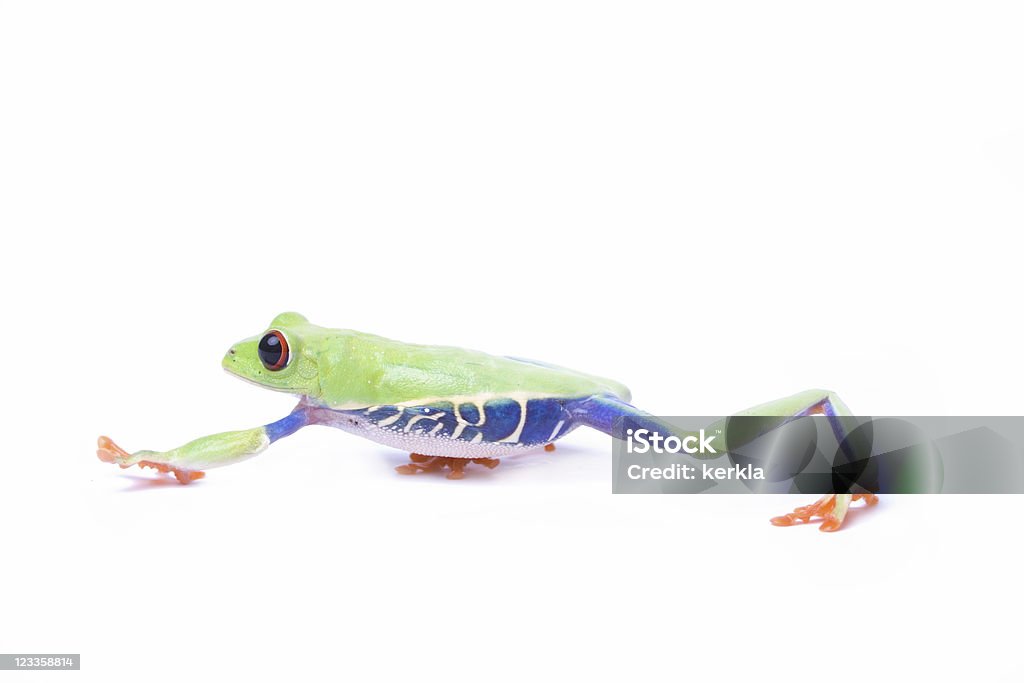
[222,347,241,373]
[222,343,264,383]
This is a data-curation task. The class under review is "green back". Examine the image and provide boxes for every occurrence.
[223,313,631,409]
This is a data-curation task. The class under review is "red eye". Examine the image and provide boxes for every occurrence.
[258,330,290,371]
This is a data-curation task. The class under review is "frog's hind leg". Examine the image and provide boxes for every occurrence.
[395,454,500,479]
[571,390,878,532]
[742,389,878,532]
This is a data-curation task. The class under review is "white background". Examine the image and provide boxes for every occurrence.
[2,2,1022,681]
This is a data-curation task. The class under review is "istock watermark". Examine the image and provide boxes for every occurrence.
[625,427,719,455]
[611,415,1024,494]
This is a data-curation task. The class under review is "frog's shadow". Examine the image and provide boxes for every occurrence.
[114,442,595,490]
[380,442,594,483]
[117,474,199,492]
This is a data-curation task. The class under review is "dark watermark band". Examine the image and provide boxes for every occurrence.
[611,416,1024,494]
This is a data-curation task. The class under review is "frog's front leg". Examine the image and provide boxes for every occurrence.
[97,402,311,484]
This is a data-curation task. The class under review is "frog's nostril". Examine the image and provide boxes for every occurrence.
[229,348,236,356]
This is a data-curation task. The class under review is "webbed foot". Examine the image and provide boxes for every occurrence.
[770,493,878,532]
[395,453,500,479]
[97,436,205,485]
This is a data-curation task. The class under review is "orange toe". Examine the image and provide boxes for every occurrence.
[96,435,130,463]
[446,460,466,480]
[471,457,500,470]
[769,496,837,528]
[819,516,842,532]
[173,469,205,484]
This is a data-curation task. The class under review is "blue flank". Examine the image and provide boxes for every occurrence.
[339,397,581,446]
[458,402,481,425]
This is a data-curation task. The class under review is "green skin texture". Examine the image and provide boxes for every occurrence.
[224,313,632,408]
[106,312,862,529]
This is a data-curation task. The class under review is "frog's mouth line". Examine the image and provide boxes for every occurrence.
[222,356,321,398]
[222,358,281,390]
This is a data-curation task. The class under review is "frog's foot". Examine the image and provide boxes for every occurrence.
[395,453,500,480]
[137,460,206,484]
[770,493,878,532]
[96,436,205,485]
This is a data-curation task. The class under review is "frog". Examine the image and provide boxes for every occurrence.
[97,312,878,531]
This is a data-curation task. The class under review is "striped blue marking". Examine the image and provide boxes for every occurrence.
[339,398,575,446]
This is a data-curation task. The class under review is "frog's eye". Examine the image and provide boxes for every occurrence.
[258,330,290,371]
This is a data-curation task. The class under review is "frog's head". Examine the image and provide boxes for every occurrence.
[222,312,322,397]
